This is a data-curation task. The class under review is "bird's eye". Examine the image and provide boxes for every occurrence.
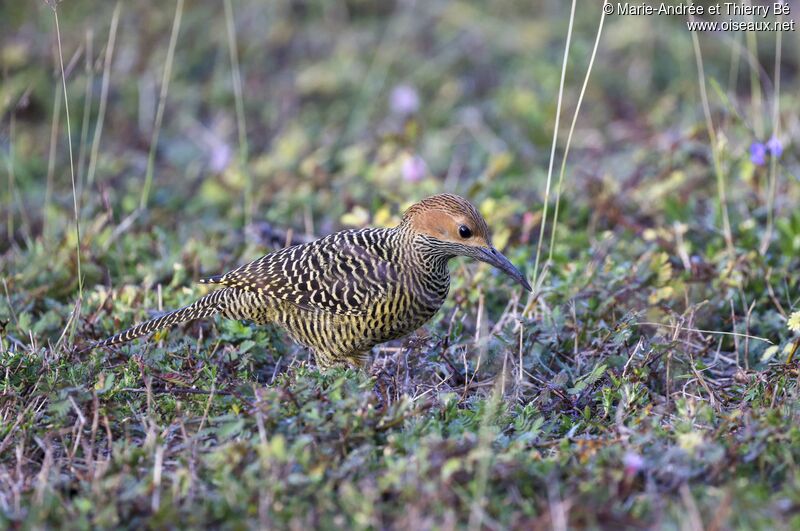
[458,225,473,239]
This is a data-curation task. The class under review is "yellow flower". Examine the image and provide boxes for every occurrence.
[788,311,800,333]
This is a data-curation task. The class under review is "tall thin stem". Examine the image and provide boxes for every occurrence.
[759,19,782,256]
[548,2,608,262]
[140,0,184,211]
[224,0,252,227]
[531,0,576,291]
[54,6,83,302]
[76,29,94,202]
[44,82,62,242]
[690,22,735,258]
[86,2,121,192]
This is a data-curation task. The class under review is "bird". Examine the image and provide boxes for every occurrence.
[96,194,532,368]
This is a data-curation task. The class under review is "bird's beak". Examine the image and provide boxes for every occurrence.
[476,246,532,292]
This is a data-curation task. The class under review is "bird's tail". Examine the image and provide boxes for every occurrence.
[97,288,233,347]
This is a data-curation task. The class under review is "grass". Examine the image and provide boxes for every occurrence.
[2,0,800,528]
[52,1,83,352]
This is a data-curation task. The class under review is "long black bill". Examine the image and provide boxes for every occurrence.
[476,247,532,292]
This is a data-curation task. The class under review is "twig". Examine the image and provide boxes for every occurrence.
[636,322,772,344]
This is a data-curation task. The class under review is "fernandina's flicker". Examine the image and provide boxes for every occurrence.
[97,194,532,367]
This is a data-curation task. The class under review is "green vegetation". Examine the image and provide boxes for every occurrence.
[2,1,800,528]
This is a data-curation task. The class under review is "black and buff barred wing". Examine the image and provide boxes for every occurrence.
[199,229,400,316]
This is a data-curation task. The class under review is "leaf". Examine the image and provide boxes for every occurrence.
[217,418,245,439]
[239,340,256,354]
[569,364,607,395]
[760,345,780,363]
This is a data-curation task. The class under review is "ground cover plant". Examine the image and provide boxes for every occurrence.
[2,0,800,528]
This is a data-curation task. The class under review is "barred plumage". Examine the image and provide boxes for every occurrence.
[97,194,531,368]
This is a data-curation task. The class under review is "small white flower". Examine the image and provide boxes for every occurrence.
[788,311,800,333]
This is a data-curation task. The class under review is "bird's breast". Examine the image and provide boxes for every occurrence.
[391,259,450,327]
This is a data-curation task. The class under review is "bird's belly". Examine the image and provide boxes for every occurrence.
[349,281,448,352]
[277,284,445,360]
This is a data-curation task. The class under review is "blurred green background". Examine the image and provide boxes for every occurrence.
[3,1,795,272]
[3,0,800,528]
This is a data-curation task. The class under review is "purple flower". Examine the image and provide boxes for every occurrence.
[402,154,427,183]
[766,136,783,158]
[750,142,767,166]
[390,84,420,116]
[623,451,645,477]
[210,142,232,173]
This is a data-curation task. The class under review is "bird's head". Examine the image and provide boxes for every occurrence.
[401,194,532,291]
